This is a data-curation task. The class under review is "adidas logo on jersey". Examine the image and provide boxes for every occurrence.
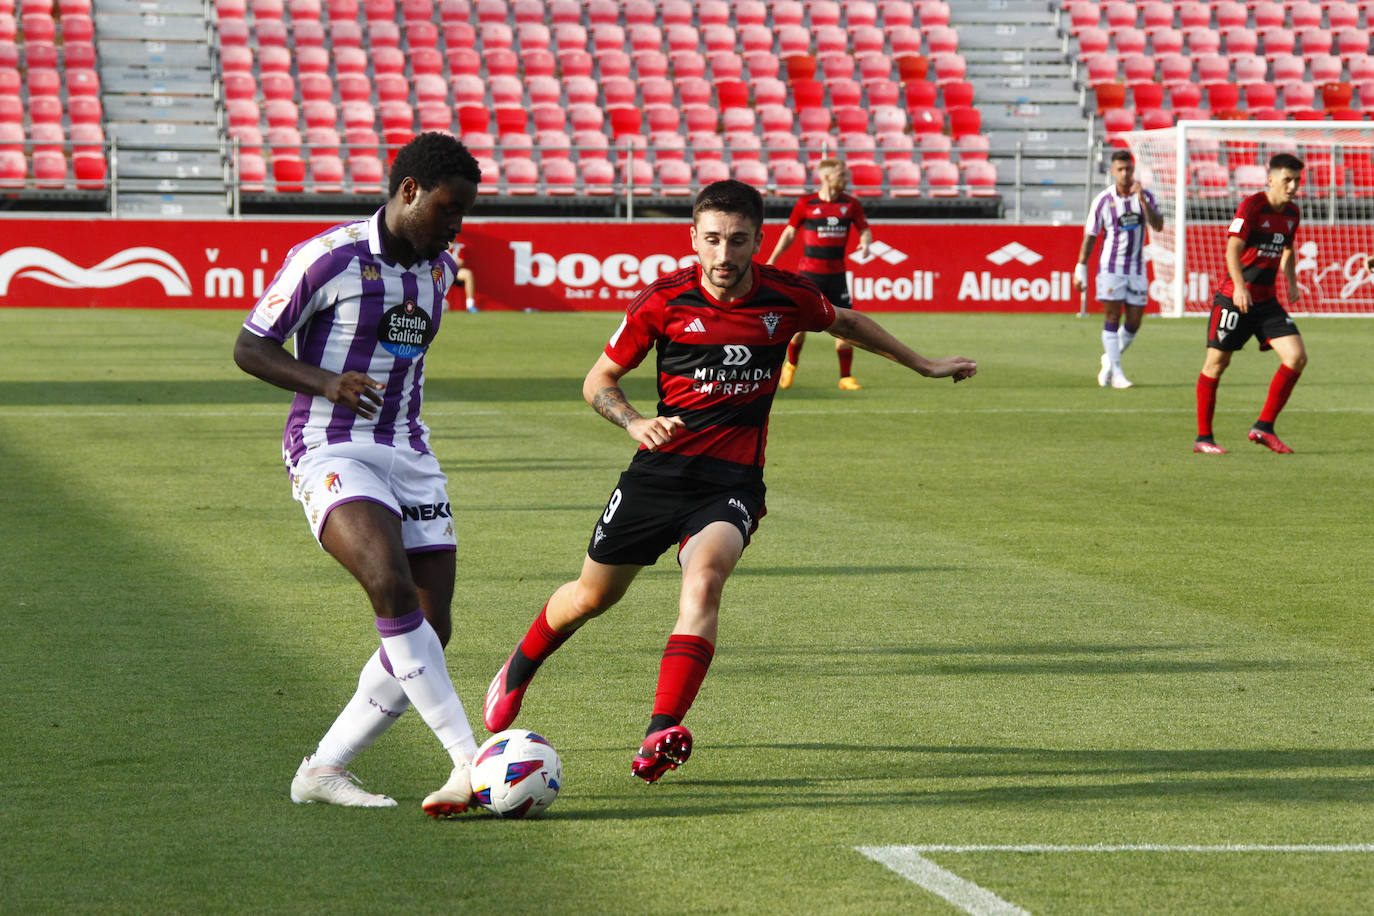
[684,317,706,333]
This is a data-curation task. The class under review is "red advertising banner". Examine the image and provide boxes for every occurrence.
[0,216,1086,312]
[1174,223,1374,313]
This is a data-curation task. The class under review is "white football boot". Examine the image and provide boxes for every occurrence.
[290,756,397,807]
[421,760,475,818]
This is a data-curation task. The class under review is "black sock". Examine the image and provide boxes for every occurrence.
[505,648,539,689]
[646,713,679,736]
[1252,420,1274,434]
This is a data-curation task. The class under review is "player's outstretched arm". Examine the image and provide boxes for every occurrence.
[233,327,385,418]
[583,352,684,451]
[765,226,797,265]
[827,309,977,382]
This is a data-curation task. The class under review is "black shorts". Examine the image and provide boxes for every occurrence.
[1207,294,1300,351]
[585,470,766,567]
[801,271,852,309]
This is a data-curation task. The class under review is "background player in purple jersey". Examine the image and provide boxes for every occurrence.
[1072,150,1163,389]
[765,158,874,390]
[1194,153,1307,454]
[483,180,976,784]
[233,133,484,816]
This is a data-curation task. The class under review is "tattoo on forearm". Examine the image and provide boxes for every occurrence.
[592,386,641,428]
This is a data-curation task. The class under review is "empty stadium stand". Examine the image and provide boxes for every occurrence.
[4,0,1368,219]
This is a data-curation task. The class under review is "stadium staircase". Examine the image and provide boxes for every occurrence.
[952,0,1092,222]
[95,0,228,215]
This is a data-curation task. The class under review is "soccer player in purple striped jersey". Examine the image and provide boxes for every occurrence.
[1073,150,1163,389]
[234,133,483,817]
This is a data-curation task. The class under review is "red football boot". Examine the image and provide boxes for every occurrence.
[1248,427,1293,454]
[483,651,529,732]
[631,725,693,783]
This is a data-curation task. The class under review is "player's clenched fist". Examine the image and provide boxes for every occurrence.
[325,371,385,418]
[628,415,686,452]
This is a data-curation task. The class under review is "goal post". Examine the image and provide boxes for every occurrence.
[1121,120,1374,317]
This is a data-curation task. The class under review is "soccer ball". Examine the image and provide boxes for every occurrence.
[470,729,563,818]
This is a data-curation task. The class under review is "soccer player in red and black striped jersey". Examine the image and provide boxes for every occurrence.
[765,158,874,390]
[483,180,976,783]
[1194,153,1308,454]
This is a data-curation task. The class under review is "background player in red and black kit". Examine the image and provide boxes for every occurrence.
[765,158,874,390]
[1195,153,1308,454]
[483,180,976,783]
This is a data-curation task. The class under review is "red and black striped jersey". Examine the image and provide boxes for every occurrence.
[604,262,836,483]
[1220,191,1300,301]
[785,192,869,275]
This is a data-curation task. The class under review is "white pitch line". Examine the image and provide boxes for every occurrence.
[905,844,1374,854]
[855,846,1031,916]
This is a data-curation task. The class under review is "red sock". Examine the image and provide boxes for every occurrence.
[837,345,854,377]
[1258,364,1301,424]
[787,338,804,365]
[518,603,571,665]
[1196,373,1220,438]
[652,635,715,723]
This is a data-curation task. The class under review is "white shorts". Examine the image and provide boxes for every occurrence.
[1096,270,1148,307]
[289,441,456,552]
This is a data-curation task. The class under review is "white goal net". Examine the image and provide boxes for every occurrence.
[1122,121,1374,317]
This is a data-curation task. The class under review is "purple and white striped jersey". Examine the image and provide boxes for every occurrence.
[242,207,457,466]
[1085,184,1158,276]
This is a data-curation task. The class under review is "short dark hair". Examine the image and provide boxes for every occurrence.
[388,132,482,197]
[1110,150,1134,165]
[692,179,764,228]
[1269,152,1305,173]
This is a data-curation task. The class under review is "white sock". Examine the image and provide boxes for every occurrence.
[1118,326,1137,354]
[466,297,475,310]
[378,611,478,765]
[312,649,410,769]
[1102,328,1123,372]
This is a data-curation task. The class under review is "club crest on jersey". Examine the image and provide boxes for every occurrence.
[324,472,342,493]
[378,299,435,359]
[361,264,380,281]
[761,312,780,338]
[432,265,444,283]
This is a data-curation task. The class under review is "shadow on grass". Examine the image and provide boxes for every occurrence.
[545,744,1374,820]
[0,377,591,408]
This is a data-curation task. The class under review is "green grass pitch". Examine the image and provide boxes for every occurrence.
[2,308,1372,914]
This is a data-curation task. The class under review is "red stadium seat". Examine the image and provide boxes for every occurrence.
[345,127,380,156]
[273,155,306,193]
[866,78,900,107]
[1226,27,1259,56]
[955,133,990,161]
[1196,54,1231,87]
[786,54,818,82]
[964,160,998,197]
[1300,28,1334,58]
[26,67,59,96]
[1245,83,1279,110]
[908,105,944,134]
[1151,27,1184,57]
[1158,53,1192,87]
[925,159,960,197]
[948,107,982,138]
[1133,82,1165,110]
[1263,28,1297,59]
[942,79,975,109]
[1321,82,1354,110]
[925,25,959,56]
[1232,54,1267,87]
[1310,55,1343,84]
[1187,27,1221,56]
[694,159,730,185]
[827,78,862,108]
[539,157,577,195]
[311,153,345,193]
[259,71,295,102]
[878,0,914,31]
[580,157,615,194]
[931,53,967,85]
[1207,83,1240,113]
[885,159,921,197]
[0,148,24,187]
[1115,28,1148,56]
[762,131,799,161]
[1283,81,1317,108]
[1102,106,1137,133]
[917,132,951,161]
[1140,108,1175,129]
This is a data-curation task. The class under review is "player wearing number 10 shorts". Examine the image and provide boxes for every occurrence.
[1194,153,1309,455]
